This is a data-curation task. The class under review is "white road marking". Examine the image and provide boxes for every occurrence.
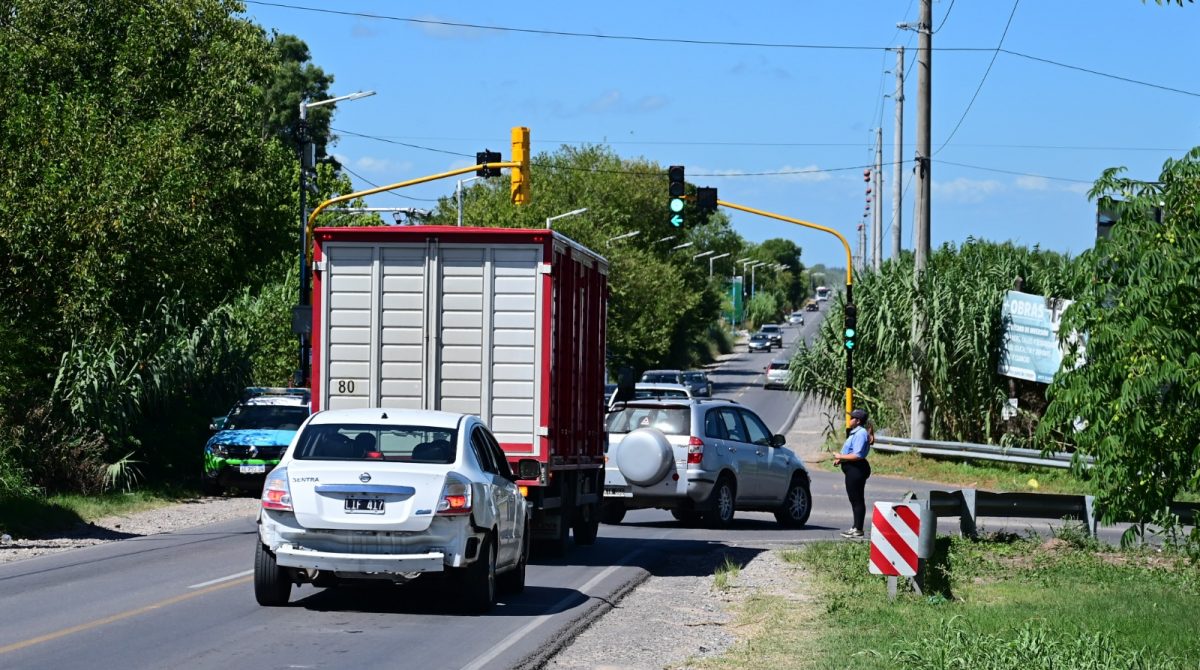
[188,570,253,589]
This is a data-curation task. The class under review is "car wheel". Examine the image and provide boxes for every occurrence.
[253,542,291,607]
[498,521,529,595]
[572,503,600,546]
[703,476,737,529]
[600,501,626,525]
[459,533,497,613]
[774,476,813,528]
[670,509,702,525]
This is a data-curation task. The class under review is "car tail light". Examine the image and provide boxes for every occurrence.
[687,436,704,464]
[261,467,292,511]
[436,473,473,515]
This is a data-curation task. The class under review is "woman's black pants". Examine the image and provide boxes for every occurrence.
[842,460,871,531]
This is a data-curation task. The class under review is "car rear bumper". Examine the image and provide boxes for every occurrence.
[274,546,446,575]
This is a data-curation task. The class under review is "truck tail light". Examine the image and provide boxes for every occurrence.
[436,473,473,515]
[261,467,293,511]
[687,436,704,464]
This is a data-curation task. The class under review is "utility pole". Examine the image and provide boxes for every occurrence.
[857,223,866,271]
[892,46,904,260]
[911,0,932,440]
[874,127,883,270]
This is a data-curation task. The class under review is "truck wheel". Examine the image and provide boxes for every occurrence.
[600,501,626,525]
[573,503,600,546]
[498,522,529,595]
[703,476,737,529]
[538,511,571,558]
[458,534,496,613]
[774,476,813,528]
[254,542,291,606]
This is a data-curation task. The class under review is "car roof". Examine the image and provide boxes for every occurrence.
[641,369,682,375]
[243,396,309,407]
[761,323,781,329]
[610,397,739,410]
[769,358,790,365]
[750,332,770,337]
[635,382,690,390]
[307,407,467,430]
[682,370,707,377]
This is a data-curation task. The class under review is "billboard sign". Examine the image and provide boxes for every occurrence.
[998,290,1078,384]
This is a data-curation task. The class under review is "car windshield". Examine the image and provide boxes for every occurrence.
[769,362,788,370]
[762,325,780,332]
[751,334,769,341]
[683,372,705,383]
[641,372,679,384]
[225,405,310,431]
[606,407,690,435]
[293,423,458,463]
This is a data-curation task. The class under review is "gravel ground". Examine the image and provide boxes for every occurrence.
[0,496,260,564]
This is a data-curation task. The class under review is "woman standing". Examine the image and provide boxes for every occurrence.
[833,408,872,538]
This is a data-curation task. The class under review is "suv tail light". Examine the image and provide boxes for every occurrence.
[687,436,704,464]
[261,467,292,511]
[436,473,473,515]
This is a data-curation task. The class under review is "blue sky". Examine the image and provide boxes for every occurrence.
[243,1,1200,268]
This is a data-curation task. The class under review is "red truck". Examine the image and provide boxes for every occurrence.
[309,225,608,552]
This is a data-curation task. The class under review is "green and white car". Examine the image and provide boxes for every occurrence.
[202,388,311,495]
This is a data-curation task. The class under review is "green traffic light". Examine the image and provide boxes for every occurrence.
[844,328,856,337]
[670,198,685,213]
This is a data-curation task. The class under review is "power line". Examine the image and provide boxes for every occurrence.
[932,0,957,33]
[935,159,1093,184]
[340,165,441,201]
[333,127,474,158]
[1000,48,1200,98]
[934,0,1020,156]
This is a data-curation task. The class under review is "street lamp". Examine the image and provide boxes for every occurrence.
[672,241,694,251]
[693,250,715,261]
[751,261,767,298]
[709,252,731,278]
[296,89,376,387]
[456,176,483,226]
[655,235,678,246]
[606,230,641,247]
[546,207,588,229]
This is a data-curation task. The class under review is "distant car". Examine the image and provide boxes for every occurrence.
[203,387,311,496]
[760,323,784,347]
[681,370,713,397]
[640,369,685,386]
[601,398,812,528]
[787,312,805,326]
[254,408,530,612]
[632,383,693,401]
[748,332,773,353]
[764,359,790,390]
[805,302,819,312]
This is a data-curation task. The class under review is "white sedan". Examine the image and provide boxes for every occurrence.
[255,408,530,613]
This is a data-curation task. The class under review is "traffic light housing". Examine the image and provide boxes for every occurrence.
[696,187,718,215]
[668,165,685,227]
[476,150,501,177]
[510,126,530,206]
[843,303,858,351]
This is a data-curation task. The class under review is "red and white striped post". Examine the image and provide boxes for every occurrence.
[868,501,921,599]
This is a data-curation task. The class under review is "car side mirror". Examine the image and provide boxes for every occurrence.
[771,433,786,447]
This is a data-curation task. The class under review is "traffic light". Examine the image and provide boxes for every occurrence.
[476,150,501,177]
[696,187,718,214]
[668,165,685,227]
[510,126,530,206]
[843,303,858,351]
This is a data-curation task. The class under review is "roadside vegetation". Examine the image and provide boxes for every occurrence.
[698,536,1200,670]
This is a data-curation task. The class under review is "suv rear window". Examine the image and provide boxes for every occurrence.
[293,423,458,463]
[606,407,691,435]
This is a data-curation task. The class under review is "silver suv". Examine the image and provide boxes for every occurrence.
[601,398,812,528]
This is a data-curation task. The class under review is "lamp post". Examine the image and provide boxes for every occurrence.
[456,175,483,226]
[693,250,715,261]
[672,241,694,252]
[751,261,767,298]
[655,235,677,246]
[709,252,731,278]
[546,207,588,229]
[606,230,641,247]
[296,89,375,387]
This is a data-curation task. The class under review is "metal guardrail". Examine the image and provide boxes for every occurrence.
[872,435,1093,469]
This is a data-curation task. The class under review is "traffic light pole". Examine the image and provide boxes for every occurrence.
[716,199,857,428]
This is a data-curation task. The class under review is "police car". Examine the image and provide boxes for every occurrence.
[202,388,311,495]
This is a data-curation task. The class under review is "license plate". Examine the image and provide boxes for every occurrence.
[344,497,385,514]
[239,464,266,474]
[604,487,633,498]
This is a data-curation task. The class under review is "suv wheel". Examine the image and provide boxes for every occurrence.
[253,542,292,606]
[703,476,737,528]
[774,476,813,528]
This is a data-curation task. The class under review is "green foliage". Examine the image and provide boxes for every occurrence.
[791,241,1077,444]
[1041,148,1200,526]
[261,32,336,159]
[746,292,779,330]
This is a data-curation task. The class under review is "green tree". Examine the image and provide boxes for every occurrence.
[261,32,337,160]
[1040,149,1200,529]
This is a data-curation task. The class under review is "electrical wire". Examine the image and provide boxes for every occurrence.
[934,0,1020,156]
[340,165,441,201]
[935,159,1093,184]
[932,0,957,34]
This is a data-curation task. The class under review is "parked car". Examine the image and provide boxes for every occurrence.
[254,408,530,612]
[640,369,685,385]
[764,359,790,390]
[632,383,692,400]
[682,370,714,397]
[203,387,311,495]
[760,323,784,347]
[787,312,805,326]
[748,332,773,353]
[601,398,812,528]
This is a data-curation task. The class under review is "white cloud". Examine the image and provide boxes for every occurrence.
[584,90,622,114]
[352,156,413,174]
[932,177,1003,203]
[351,21,379,38]
[1015,175,1050,191]
[412,15,488,40]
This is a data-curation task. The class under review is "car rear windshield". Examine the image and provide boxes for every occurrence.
[769,362,788,370]
[641,372,678,383]
[634,388,688,399]
[226,405,310,431]
[683,372,705,382]
[606,407,691,435]
[293,424,458,463]
[762,325,780,331]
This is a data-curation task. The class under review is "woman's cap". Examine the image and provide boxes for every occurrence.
[850,409,868,422]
